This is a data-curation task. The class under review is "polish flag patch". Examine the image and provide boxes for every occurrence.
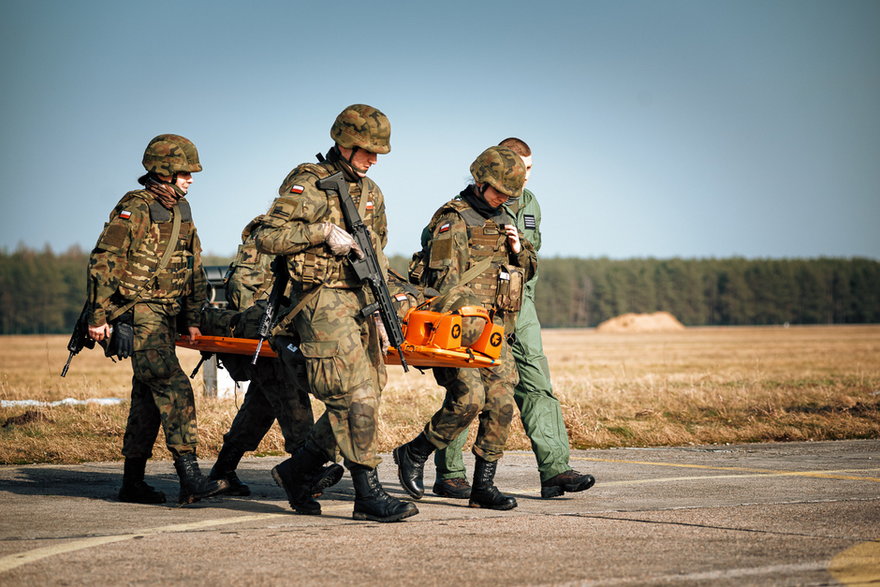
[438,223,451,233]
[289,184,304,194]
[119,210,132,219]
[366,200,374,211]
[394,293,408,302]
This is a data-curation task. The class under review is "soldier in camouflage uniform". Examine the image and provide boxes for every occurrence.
[207,216,344,497]
[252,104,418,523]
[393,146,537,510]
[433,138,596,499]
[87,134,226,505]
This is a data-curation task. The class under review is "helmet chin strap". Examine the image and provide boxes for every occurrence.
[164,172,185,198]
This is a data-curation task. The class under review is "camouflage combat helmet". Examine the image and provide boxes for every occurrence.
[330,104,391,154]
[470,146,526,198]
[142,134,203,176]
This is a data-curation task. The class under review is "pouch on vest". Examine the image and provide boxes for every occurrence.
[494,264,525,313]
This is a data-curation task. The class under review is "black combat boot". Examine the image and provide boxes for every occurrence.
[271,442,326,515]
[209,444,251,496]
[540,469,596,498]
[469,457,517,511]
[306,463,345,497]
[350,465,419,523]
[174,453,229,505]
[432,477,472,499]
[118,457,166,504]
[392,432,436,499]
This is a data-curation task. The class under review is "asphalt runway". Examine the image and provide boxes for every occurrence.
[1,440,878,585]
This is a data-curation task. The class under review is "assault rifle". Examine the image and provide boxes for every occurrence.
[316,172,409,372]
[251,255,290,365]
[61,302,96,377]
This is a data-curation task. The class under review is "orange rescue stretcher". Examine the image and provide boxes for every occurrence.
[176,305,504,369]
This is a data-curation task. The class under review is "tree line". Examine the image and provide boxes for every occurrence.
[1,245,877,334]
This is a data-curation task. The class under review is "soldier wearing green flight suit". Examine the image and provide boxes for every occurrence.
[432,137,596,499]
[394,145,537,511]
[252,104,418,523]
[207,216,344,497]
[87,134,227,505]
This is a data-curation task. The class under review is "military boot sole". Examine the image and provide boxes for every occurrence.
[177,479,230,505]
[118,487,166,505]
[352,503,419,523]
[468,496,518,511]
[540,474,596,498]
[210,475,251,497]
[309,463,345,497]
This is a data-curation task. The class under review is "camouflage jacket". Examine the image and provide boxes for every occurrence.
[421,186,537,310]
[253,156,389,290]
[87,189,205,327]
[225,215,274,311]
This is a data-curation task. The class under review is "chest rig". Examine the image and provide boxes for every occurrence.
[118,191,195,303]
[431,200,524,312]
[287,163,380,289]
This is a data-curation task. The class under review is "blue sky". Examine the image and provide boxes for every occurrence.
[2,0,878,260]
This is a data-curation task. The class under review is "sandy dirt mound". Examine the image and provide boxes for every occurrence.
[596,311,685,333]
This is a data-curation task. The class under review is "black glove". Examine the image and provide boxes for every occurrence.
[104,311,134,360]
[113,321,135,359]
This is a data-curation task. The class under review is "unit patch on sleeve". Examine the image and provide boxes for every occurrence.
[523,214,536,230]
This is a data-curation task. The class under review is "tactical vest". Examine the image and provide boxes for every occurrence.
[284,163,382,289]
[423,199,524,312]
[117,191,195,303]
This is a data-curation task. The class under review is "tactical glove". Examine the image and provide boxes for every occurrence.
[373,312,389,355]
[104,311,134,360]
[113,321,135,359]
[322,223,363,259]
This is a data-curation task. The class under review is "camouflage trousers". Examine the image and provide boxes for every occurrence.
[221,358,314,455]
[425,335,518,462]
[123,303,198,458]
[285,287,386,468]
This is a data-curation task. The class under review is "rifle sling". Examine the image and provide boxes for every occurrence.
[270,285,323,337]
[108,203,182,322]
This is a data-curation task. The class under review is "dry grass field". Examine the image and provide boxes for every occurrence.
[1,325,878,464]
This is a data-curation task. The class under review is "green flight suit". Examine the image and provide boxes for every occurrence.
[435,187,572,482]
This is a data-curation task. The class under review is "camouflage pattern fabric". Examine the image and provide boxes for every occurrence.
[255,159,389,290]
[123,305,199,458]
[426,331,518,461]
[416,189,537,463]
[225,215,273,311]
[213,219,316,456]
[88,187,207,459]
[469,146,526,198]
[436,187,571,481]
[88,190,204,329]
[330,104,391,154]
[254,153,390,468]
[142,134,203,176]
[288,287,386,467]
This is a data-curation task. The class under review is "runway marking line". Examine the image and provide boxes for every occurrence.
[829,540,880,585]
[572,457,880,483]
[2,459,877,575]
